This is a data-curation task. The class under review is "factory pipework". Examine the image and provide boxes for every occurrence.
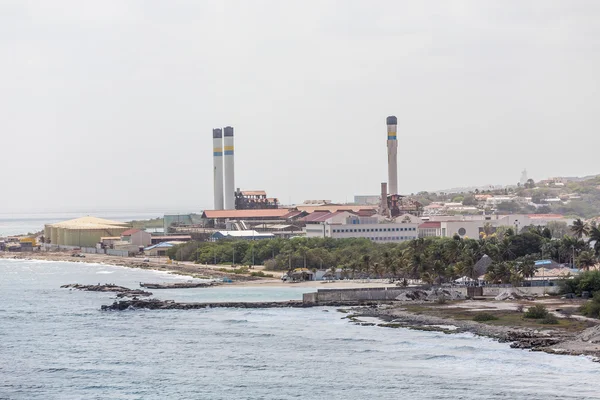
[223,126,235,210]
[386,116,398,195]
[213,128,224,210]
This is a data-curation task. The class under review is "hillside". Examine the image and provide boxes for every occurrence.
[412,175,600,220]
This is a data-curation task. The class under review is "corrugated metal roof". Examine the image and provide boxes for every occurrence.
[296,204,377,214]
[527,214,565,219]
[419,222,441,228]
[280,210,304,219]
[356,209,377,217]
[299,211,331,223]
[121,228,141,236]
[202,209,293,219]
[144,242,179,251]
[241,191,267,196]
[258,224,294,230]
[214,230,274,238]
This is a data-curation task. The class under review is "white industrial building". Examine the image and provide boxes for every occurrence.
[420,214,575,239]
[305,213,420,243]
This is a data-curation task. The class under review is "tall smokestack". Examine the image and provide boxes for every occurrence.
[380,182,389,216]
[223,126,235,209]
[213,128,224,210]
[386,116,398,195]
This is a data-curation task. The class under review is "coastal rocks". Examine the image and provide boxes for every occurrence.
[495,288,535,301]
[505,331,561,349]
[575,325,600,344]
[395,289,465,302]
[61,283,153,298]
[139,281,220,289]
[353,305,575,354]
[102,299,307,311]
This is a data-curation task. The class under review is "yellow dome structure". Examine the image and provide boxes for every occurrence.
[44,217,130,247]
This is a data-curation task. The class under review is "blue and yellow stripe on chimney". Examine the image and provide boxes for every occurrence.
[213,147,223,157]
[223,145,234,156]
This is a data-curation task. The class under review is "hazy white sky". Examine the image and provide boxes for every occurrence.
[2,1,599,213]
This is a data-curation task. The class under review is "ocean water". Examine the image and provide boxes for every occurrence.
[1,259,599,400]
[0,211,164,237]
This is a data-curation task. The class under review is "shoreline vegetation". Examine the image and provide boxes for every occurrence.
[3,251,600,361]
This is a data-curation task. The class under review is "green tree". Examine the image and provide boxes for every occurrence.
[571,218,590,239]
[589,226,600,256]
[577,250,597,271]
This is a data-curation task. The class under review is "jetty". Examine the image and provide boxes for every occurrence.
[101,298,388,311]
[139,282,219,289]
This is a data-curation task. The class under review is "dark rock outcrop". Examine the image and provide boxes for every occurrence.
[61,283,153,298]
[139,282,219,289]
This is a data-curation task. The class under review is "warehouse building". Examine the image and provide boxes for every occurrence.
[44,217,129,247]
[304,213,420,243]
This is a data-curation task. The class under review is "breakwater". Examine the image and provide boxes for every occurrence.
[101,298,388,311]
[139,282,219,289]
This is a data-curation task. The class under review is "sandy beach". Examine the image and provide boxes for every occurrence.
[0,251,402,289]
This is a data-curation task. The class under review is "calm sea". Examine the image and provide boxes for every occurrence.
[1,259,599,400]
[0,211,165,237]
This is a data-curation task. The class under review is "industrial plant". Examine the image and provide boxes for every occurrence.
[8,115,576,253]
[201,116,425,241]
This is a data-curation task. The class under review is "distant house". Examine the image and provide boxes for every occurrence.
[121,229,152,247]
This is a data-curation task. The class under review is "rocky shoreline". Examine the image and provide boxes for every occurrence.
[348,304,600,360]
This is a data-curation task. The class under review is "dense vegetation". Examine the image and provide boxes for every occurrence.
[581,294,600,319]
[560,270,600,296]
[168,220,600,285]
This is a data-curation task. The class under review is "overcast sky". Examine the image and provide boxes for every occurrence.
[2,1,599,213]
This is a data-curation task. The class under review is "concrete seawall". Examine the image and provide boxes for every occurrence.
[303,286,560,303]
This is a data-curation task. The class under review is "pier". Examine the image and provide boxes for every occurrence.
[101,298,389,311]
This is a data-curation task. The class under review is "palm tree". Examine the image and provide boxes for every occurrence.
[382,252,396,280]
[571,218,590,239]
[432,259,445,284]
[517,257,538,284]
[576,250,597,271]
[588,226,600,257]
[498,237,515,261]
[361,254,371,277]
[372,262,382,278]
